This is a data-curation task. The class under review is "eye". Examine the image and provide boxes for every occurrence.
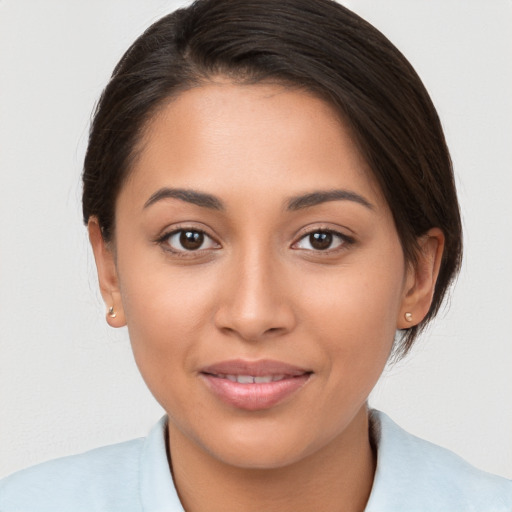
[163,229,219,252]
[294,230,351,251]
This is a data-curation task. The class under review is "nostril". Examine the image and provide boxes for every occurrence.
[213,293,297,341]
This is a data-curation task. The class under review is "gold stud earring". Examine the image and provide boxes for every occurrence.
[404,312,413,322]
[108,306,117,319]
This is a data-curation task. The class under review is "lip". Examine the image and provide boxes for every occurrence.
[200,359,312,411]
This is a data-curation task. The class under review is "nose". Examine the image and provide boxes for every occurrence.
[213,249,297,342]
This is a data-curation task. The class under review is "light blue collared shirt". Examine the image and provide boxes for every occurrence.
[1,411,511,511]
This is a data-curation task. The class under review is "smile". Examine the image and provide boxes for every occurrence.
[213,374,288,384]
[200,360,312,411]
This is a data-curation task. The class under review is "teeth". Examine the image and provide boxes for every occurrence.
[222,374,287,384]
[254,376,273,383]
[237,375,255,384]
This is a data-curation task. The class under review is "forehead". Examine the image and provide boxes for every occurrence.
[121,82,385,211]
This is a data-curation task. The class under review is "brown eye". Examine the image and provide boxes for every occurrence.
[180,230,204,250]
[164,229,218,252]
[309,232,333,250]
[294,230,350,252]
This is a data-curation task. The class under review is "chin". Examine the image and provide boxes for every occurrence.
[212,441,310,470]
[195,419,323,470]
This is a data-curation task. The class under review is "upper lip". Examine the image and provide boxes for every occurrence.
[200,359,311,377]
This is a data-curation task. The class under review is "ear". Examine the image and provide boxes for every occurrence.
[88,218,126,328]
[397,227,445,329]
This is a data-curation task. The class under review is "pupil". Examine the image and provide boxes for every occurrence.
[180,230,204,250]
[310,232,332,250]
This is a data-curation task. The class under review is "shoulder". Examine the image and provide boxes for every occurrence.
[1,416,184,512]
[366,410,512,512]
[0,438,144,512]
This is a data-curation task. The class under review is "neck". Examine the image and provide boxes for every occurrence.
[167,406,376,512]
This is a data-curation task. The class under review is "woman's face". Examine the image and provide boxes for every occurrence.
[92,82,425,468]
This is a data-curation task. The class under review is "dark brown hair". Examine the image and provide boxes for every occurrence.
[82,0,462,356]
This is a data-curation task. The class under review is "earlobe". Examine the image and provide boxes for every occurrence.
[88,218,127,328]
[397,228,445,329]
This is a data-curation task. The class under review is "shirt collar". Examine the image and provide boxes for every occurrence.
[138,411,492,512]
[138,413,397,512]
[139,416,185,512]
[364,410,499,512]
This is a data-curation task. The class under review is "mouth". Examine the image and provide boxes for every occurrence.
[207,374,293,384]
[199,359,313,411]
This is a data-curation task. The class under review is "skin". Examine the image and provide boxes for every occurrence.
[89,82,444,512]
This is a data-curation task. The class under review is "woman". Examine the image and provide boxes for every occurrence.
[1,0,510,510]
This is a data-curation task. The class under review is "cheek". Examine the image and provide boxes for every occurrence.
[293,262,402,444]
[303,249,405,374]
[117,232,217,329]
[114,247,220,399]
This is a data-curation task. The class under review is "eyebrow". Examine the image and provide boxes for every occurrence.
[143,188,224,210]
[143,187,374,212]
[286,189,374,211]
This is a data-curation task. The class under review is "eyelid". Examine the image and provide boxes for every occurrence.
[291,226,355,252]
[153,223,355,256]
[155,224,221,254]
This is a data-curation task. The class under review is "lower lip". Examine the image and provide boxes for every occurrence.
[201,374,311,411]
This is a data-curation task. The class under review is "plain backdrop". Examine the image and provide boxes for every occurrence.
[0,0,511,479]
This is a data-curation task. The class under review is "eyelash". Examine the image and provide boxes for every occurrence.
[292,229,355,254]
[156,227,355,256]
[156,227,220,256]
